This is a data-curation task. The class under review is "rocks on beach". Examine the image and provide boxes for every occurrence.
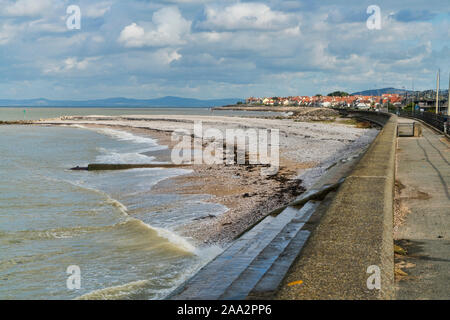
[289,108,339,122]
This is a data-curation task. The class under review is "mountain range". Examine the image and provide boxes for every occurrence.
[351,88,414,96]
[352,87,448,96]
[0,96,243,108]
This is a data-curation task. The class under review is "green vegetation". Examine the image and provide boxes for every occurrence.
[387,103,397,113]
[237,101,243,105]
[327,91,349,97]
[403,102,415,111]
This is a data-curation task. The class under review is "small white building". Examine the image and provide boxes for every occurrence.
[356,102,370,110]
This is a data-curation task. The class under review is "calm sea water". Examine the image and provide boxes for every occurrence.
[0,107,282,121]
[0,116,231,299]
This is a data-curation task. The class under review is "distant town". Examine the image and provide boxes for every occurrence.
[244,89,449,114]
[245,93,403,109]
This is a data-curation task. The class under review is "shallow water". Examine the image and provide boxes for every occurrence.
[0,124,226,299]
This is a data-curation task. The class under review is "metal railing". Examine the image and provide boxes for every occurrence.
[392,109,449,135]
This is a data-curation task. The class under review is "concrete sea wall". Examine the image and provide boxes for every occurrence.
[277,111,397,299]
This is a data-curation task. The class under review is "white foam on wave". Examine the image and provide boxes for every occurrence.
[94,127,160,146]
[70,125,167,150]
[71,124,168,163]
[20,175,197,254]
[103,196,197,254]
[46,170,200,253]
[94,127,168,163]
[76,279,150,300]
[118,216,197,254]
[151,225,196,253]
[70,124,88,129]
[105,197,129,216]
[95,151,155,164]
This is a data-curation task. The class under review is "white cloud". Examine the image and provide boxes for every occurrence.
[0,0,448,99]
[0,23,22,44]
[85,2,112,18]
[27,19,66,33]
[158,48,182,64]
[43,57,100,74]
[118,23,145,47]
[91,35,105,43]
[200,2,297,31]
[3,0,53,17]
[118,6,191,48]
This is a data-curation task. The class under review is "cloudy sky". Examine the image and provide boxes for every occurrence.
[0,0,449,100]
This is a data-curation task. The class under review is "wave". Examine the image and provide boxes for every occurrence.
[95,151,155,164]
[76,279,150,300]
[105,197,129,216]
[16,174,197,253]
[80,187,197,253]
[75,245,223,300]
[0,225,114,243]
[151,225,196,253]
[39,175,131,217]
[1,216,196,254]
[75,125,167,164]
[116,218,196,254]
[66,124,166,151]
[90,127,162,147]
[84,189,197,253]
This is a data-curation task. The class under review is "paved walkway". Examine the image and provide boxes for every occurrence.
[395,119,450,299]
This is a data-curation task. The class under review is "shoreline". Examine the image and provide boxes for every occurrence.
[32,115,380,247]
[73,123,310,247]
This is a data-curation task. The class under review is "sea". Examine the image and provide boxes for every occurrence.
[0,107,283,300]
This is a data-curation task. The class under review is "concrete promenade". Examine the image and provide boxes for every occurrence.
[395,119,450,299]
[276,113,397,299]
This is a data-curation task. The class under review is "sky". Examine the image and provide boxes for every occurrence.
[0,0,449,100]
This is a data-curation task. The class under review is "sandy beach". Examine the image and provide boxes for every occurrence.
[36,114,379,247]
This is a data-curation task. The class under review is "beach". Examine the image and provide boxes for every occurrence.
[36,113,379,247]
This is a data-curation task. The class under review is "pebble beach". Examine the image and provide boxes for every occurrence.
[35,113,379,247]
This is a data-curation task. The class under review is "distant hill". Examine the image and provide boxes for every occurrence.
[0,96,243,107]
[351,88,412,96]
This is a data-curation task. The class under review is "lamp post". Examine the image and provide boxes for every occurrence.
[436,69,440,114]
